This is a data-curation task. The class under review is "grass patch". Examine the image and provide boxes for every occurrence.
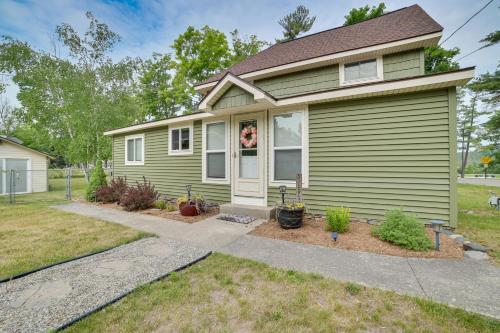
[0,179,150,280]
[64,253,500,333]
[457,184,500,265]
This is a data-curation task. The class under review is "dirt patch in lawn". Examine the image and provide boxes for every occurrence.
[93,202,219,223]
[251,217,463,259]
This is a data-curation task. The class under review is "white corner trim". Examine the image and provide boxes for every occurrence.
[276,68,475,107]
[201,116,231,184]
[339,56,384,87]
[195,32,443,92]
[168,123,194,155]
[268,106,309,189]
[124,134,145,166]
[198,74,277,111]
[104,112,213,136]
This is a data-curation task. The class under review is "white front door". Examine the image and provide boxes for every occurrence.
[232,112,265,201]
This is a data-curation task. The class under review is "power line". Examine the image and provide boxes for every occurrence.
[439,0,495,46]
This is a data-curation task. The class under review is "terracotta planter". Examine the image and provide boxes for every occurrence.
[277,207,304,229]
[179,203,199,216]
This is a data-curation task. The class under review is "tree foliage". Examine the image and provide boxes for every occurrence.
[85,159,107,201]
[470,66,500,106]
[424,46,460,74]
[343,3,386,25]
[0,97,17,135]
[230,29,269,64]
[0,12,141,168]
[277,5,316,42]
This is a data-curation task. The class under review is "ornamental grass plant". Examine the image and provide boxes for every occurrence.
[325,205,351,233]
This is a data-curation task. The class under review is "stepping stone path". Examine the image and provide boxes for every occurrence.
[0,237,209,333]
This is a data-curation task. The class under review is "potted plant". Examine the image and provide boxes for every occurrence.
[177,195,198,216]
[276,202,305,229]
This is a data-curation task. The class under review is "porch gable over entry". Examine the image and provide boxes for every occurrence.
[198,73,277,113]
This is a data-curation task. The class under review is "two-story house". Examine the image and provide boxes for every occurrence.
[104,5,474,226]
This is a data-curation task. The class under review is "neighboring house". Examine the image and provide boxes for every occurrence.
[0,136,52,194]
[104,5,474,227]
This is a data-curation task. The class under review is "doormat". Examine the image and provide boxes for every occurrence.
[217,214,257,224]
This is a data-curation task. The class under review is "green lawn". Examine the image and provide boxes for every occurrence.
[65,253,499,333]
[457,184,500,264]
[0,178,150,280]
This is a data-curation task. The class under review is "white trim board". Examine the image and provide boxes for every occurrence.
[202,116,231,184]
[194,32,442,93]
[124,134,145,166]
[168,123,194,156]
[198,73,276,112]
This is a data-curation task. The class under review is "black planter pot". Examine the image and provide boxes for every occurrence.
[277,207,304,229]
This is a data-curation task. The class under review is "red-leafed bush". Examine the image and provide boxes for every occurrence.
[96,177,128,203]
[120,177,158,211]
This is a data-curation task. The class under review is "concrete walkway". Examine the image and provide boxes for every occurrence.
[55,202,264,249]
[220,235,500,319]
[0,237,209,333]
[52,203,500,320]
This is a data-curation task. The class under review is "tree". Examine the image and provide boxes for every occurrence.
[277,5,316,42]
[424,46,460,74]
[457,87,491,177]
[470,66,499,106]
[0,97,17,135]
[343,3,386,25]
[85,159,107,201]
[172,25,232,111]
[230,29,269,64]
[0,13,141,173]
[138,53,179,119]
[171,26,268,113]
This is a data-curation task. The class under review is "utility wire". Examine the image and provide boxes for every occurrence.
[457,45,487,61]
[439,0,495,46]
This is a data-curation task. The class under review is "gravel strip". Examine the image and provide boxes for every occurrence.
[0,238,209,333]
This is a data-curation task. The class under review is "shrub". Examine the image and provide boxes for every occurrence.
[85,160,107,201]
[120,178,159,211]
[372,209,433,251]
[165,201,177,212]
[324,206,351,233]
[96,177,128,203]
[155,200,167,210]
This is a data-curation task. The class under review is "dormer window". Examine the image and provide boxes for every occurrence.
[339,57,383,86]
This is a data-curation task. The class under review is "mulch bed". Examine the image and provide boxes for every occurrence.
[251,217,463,259]
[95,202,219,224]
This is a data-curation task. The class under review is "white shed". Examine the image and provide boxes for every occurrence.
[0,136,52,194]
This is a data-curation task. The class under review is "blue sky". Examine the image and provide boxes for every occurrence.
[1,0,499,105]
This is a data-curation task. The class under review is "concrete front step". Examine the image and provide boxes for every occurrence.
[220,203,275,219]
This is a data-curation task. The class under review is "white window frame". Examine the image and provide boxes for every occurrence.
[124,134,145,166]
[168,123,193,155]
[269,107,309,188]
[339,56,383,86]
[202,116,230,184]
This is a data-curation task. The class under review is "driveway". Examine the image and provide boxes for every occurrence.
[458,177,500,186]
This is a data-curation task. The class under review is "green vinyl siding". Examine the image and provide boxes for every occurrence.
[113,121,230,203]
[383,49,424,80]
[255,65,339,98]
[268,89,456,226]
[213,85,255,110]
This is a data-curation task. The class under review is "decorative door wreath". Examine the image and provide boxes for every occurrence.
[240,125,257,148]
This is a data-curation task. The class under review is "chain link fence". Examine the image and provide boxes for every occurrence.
[0,168,110,205]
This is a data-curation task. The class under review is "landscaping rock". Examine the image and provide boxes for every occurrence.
[454,236,465,243]
[464,250,489,260]
[449,234,463,239]
[367,219,379,225]
[463,242,488,252]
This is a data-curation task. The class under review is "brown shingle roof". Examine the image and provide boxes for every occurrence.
[196,4,442,86]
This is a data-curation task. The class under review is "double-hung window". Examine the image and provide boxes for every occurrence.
[125,134,144,165]
[271,111,306,184]
[169,125,193,155]
[203,120,228,183]
[340,57,382,85]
